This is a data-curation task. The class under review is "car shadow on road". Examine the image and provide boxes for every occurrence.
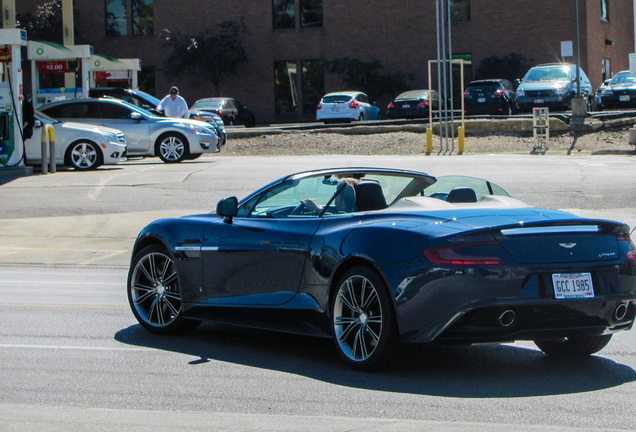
[114,322,636,398]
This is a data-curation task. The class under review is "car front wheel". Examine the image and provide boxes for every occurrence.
[66,140,102,170]
[534,334,612,357]
[331,266,397,371]
[128,244,200,334]
[156,133,188,163]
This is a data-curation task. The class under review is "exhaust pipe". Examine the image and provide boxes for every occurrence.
[613,303,628,321]
[497,310,516,327]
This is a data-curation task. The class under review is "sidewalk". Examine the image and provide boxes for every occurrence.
[0,210,198,267]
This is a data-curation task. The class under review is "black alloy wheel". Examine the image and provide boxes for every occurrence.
[331,266,397,371]
[128,244,200,334]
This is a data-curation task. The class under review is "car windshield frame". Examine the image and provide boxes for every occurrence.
[232,169,510,219]
[523,66,572,83]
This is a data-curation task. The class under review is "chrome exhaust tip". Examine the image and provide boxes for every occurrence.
[497,310,516,327]
[613,303,628,321]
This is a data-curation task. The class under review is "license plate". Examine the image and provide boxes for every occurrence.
[402,104,410,109]
[331,106,340,112]
[552,273,594,299]
[620,95,630,102]
[478,97,486,103]
[534,99,544,104]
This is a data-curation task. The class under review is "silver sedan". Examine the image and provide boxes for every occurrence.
[38,98,220,163]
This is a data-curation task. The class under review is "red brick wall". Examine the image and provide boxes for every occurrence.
[13,0,635,123]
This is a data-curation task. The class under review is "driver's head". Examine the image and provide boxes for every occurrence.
[335,180,356,212]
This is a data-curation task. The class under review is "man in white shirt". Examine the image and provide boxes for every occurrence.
[157,86,190,119]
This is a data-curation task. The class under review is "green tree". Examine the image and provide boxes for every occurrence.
[16,0,63,43]
[161,20,249,95]
[325,57,412,102]
[474,53,532,83]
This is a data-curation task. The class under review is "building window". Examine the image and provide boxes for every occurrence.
[275,61,298,115]
[302,60,324,114]
[601,0,609,21]
[602,58,611,81]
[105,0,128,36]
[301,0,323,28]
[450,0,470,22]
[273,0,295,29]
[132,0,154,35]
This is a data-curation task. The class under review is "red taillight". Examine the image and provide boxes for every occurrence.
[423,242,504,266]
[495,89,505,96]
[464,91,470,97]
[619,236,636,261]
[317,103,322,110]
[388,101,395,109]
[349,101,359,109]
[417,100,430,109]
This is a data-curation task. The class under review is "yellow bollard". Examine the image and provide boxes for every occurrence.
[426,128,433,154]
[458,126,465,154]
[40,124,56,174]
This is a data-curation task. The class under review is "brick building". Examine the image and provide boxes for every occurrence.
[15,0,636,123]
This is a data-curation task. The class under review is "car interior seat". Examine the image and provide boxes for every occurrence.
[446,187,478,203]
[355,181,388,211]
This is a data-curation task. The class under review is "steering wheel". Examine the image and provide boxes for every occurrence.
[291,202,316,215]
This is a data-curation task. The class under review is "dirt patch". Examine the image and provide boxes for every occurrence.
[221,128,636,156]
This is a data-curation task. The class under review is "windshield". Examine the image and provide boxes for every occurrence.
[610,72,636,85]
[395,91,429,100]
[322,95,353,104]
[523,66,571,83]
[34,109,60,124]
[192,100,224,110]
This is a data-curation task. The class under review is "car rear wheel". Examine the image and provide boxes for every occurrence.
[128,244,200,334]
[331,266,397,371]
[156,133,188,163]
[66,140,102,170]
[534,335,612,357]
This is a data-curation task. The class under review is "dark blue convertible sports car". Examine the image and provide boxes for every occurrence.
[127,168,636,371]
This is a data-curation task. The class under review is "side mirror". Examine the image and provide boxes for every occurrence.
[34,119,42,128]
[130,112,142,121]
[216,196,238,223]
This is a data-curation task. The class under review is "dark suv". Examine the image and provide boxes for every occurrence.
[515,63,593,112]
[464,79,516,115]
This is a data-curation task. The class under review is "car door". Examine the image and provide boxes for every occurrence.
[200,216,322,306]
[88,101,152,155]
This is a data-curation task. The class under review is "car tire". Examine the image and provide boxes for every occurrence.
[128,244,201,334]
[331,266,397,371]
[65,140,102,171]
[156,133,188,163]
[376,112,382,120]
[358,113,364,121]
[534,334,612,357]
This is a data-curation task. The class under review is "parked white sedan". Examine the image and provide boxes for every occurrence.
[316,91,382,123]
[39,98,220,163]
[25,110,127,171]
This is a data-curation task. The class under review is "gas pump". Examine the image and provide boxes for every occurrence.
[27,41,92,105]
[89,55,141,89]
[0,29,28,168]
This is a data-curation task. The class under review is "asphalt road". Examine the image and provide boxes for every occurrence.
[0,154,635,431]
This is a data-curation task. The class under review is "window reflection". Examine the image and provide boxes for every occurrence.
[106,0,128,36]
[132,0,154,35]
[273,0,295,29]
